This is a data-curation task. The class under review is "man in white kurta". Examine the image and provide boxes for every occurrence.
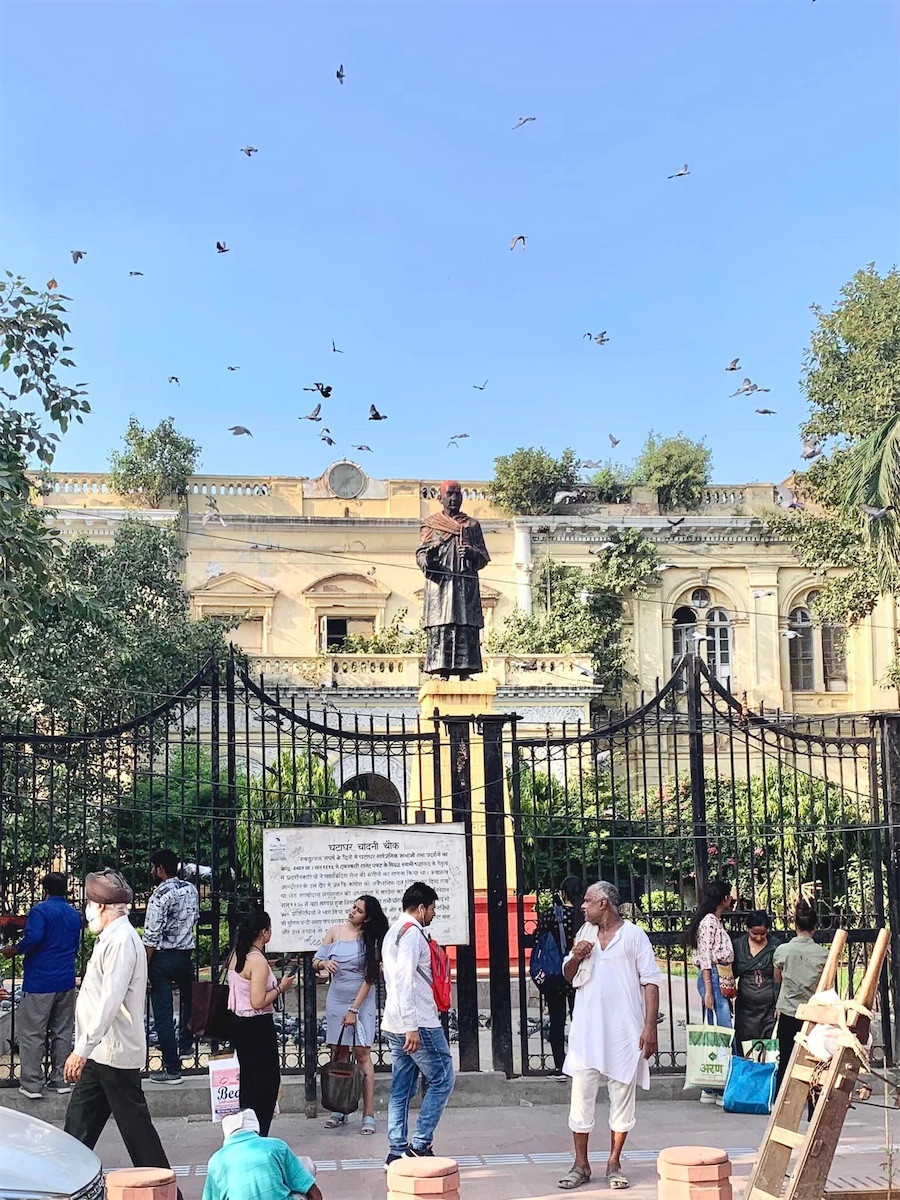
[558,881,661,1192]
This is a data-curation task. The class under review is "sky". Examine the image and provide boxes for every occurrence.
[2,0,898,487]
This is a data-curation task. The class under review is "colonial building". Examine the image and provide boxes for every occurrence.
[37,462,900,718]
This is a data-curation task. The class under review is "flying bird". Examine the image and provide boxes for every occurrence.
[775,485,805,510]
[202,495,226,527]
[801,439,823,461]
[667,164,690,179]
[512,116,536,129]
[753,589,775,599]
[168,376,180,385]
[593,331,609,346]
[861,504,894,519]
[71,250,85,264]
[216,241,229,253]
[303,383,332,398]
[609,434,620,448]
[725,359,740,371]
[667,517,685,528]
[756,408,777,415]
[579,460,602,469]
[510,235,526,251]
[301,404,322,421]
[691,630,715,643]
[332,340,343,354]
[229,426,252,436]
[472,380,488,390]
[128,271,144,277]
[449,433,469,442]
[352,444,372,452]
[226,365,240,371]
[336,64,345,84]
[583,333,592,340]
[555,491,581,504]
[47,279,58,290]
[780,629,800,639]
[240,146,258,156]
[369,404,387,421]
[730,378,755,397]
[321,433,336,446]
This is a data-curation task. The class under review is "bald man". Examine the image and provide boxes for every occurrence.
[416,480,490,680]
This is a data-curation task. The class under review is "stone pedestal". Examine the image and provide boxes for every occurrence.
[105,1168,178,1200]
[657,1146,733,1200]
[387,1154,461,1199]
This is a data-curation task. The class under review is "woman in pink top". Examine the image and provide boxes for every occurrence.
[227,911,294,1135]
[683,881,735,1106]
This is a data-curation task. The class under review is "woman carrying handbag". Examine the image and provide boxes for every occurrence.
[683,881,735,1106]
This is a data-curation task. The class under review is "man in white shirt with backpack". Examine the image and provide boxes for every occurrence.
[381,881,455,1169]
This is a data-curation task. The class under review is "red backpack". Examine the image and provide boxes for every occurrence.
[399,922,452,1013]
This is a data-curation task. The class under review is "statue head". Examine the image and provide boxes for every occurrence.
[439,480,462,517]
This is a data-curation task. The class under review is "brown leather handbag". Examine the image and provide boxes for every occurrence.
[318,1026,364,1114]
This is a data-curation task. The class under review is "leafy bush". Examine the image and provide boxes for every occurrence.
[633,432,711,510]
[108,416,200,507]
[489,447,580,515]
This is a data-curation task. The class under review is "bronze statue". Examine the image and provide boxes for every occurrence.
[416,480,490,680]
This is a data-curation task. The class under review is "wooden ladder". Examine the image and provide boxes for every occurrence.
[745,927,889,1200]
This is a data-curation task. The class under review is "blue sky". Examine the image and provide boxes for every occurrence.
[3,0,897,486]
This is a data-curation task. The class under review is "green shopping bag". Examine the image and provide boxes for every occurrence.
[684,1024,734,1090]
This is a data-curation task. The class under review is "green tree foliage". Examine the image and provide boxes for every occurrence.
[771,266,900,631]
[489,446,580,515]
[632,432,712,510]
[588,460,633,503]
[0,275,92,655]
[486,528,659,686]
[328,606,426,654]
[108,416,200,507]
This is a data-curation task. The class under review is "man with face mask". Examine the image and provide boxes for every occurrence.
[63,869,174,1176]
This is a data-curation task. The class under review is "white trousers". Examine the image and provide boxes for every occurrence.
[568,1068,637,1134]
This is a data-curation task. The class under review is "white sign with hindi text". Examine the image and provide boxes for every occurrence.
[262,823,470,952]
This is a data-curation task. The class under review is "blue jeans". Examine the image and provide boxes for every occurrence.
[149,949,194,1072]
[696,969,733,1093]
[385,1027,455,1154]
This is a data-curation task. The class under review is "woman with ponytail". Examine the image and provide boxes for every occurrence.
[773,898,829,1106]
[683,880,735,1105]
[227,910,294,1136]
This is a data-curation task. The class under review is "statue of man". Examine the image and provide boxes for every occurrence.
[416,480,490,681]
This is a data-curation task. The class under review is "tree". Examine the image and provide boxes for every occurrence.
[633,432,711,510]
[486,528,659,687]
[588,460,633,503]
[489,447,580,515]
[771,266,900,634]
[108,416,200,507]
[0,274,92,656]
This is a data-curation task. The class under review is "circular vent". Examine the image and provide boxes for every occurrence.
[327,461,366,499]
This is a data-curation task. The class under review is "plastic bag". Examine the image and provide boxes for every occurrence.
[723,1054,777,1114]
[684,1024,734,1090]
[209,1052,240,1124]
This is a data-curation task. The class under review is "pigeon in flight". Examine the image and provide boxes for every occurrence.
[216,241,229,254]
[71,250,85,264]
[730,378,755,397]
[691,630,715,643]
[303,383,332,398]
[369,404,387,421]
[129,271,144,277]
[336,64,345,84]
[227,365,240,371]
[667,517,685,528]
[202,495,226,527]
[168,376,180,385]
[510,235,526,251]
[512,116,536,129]
[861,504,894,519]
[756,408,776,415]
[725,359,740,372]
[583,332,592,340]
[588,543,614,554]
[580,460,602,469]
[801,439,823,461]
[352,444,372,452]
[321,433,336,446]
[332,340,343,354]
[240,146,258,156]
[780,629,800,639]
[594,331,609,346]
[609,434,620,448]
[775,484,805,510]
[668,164,690,179]
[753,589,775,599]
[301,403,322,421]
[555,491,581,504]
[47,279,58,290]
[229,426,252,436]
[473,380,488,390]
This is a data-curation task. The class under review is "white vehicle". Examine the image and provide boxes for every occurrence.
[1,1105,103,1200]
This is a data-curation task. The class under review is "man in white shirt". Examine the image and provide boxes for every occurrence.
[558,881,661,1192]
[63,869,174,1176]
[381,882,455,1169]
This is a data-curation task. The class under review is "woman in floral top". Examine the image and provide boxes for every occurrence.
[683,881,734,1104]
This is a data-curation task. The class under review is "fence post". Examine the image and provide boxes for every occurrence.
[208,657,223,978]
[443,715,480,1072]
[224,651,238,940]
[478,714,514,1077]
[686,654,709,890]
[878,715,900,1043]
[302,952,318,1116]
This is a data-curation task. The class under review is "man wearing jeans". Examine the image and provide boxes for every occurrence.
[1,872,82,1098]
[143,849,199,1084]
[381,882,455,1169]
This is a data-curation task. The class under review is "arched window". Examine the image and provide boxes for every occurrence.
[789,608,815,691]
[672,606,697,685]
[691,588,711,610]
[706,608,731,680]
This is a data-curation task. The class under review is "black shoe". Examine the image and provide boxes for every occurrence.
[384,1152,406,1172]
[406,1146,435,1158]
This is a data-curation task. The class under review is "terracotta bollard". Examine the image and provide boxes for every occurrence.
[105,1167,178,1200]
[387,1154,461,1200]
[657,1146,733,1200]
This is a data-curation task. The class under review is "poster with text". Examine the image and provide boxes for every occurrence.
[262,823,470,952]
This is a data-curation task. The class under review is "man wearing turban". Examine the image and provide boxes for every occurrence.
[416,480,490,680]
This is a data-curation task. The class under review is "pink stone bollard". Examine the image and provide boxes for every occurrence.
[387,1154,461,1199]
[105,1167,178,1200]
[658,1146,733,1200]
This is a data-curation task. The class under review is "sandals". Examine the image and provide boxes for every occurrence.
[323,1113,348,1129]
[360,1116,376,1135]
[607,1166,630,1190]
[559,1165,591,1190]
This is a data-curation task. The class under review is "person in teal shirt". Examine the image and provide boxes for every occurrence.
[202,1111,322,1200]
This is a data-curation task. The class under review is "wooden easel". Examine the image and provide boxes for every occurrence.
[745,926,889,1200]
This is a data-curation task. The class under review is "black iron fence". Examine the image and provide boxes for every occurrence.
[0,653,896,1090]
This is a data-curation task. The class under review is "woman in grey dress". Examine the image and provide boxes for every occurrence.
[313,894,389,1133]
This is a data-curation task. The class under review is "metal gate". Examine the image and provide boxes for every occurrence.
[510,654,894,1074]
